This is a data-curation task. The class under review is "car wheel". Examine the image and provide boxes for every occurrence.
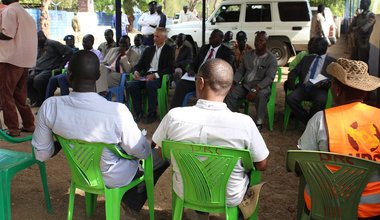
[268,40,290,66]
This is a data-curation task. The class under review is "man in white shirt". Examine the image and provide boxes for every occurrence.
[138,1,160,46]
[178,5,199,23]
[153,58,269,218]
[32,50,157,216]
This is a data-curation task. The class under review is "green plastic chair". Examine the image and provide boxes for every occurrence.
[0,130,52,220]
[283,81,333,132]
[162,140,262,220]
[240,67,282,131]
[128,74,168,120]
[286,150,380,220]
[55,135,155,220]
[0,129,33,143]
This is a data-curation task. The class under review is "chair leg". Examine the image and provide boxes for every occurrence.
[104,189,121,220]
[0,172,12,220]
[67,182,76,220]
[172,192,184,220]
[226,207,238,220]
[283,104,292,132]
[267,101,275,131]
[85,192,98,217]
[145,154,155,220]
[37,161,53,213]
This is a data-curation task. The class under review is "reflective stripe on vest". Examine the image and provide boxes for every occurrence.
[323,102,380,218]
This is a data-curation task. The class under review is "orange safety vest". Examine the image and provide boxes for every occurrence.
[304,102,380,218]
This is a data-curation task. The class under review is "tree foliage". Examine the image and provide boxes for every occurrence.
[309,0,346,17]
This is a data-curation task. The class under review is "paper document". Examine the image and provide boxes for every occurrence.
[181,72,195,82]
[309,74,327,84]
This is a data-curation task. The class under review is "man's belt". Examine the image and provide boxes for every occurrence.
[143,34,153,37]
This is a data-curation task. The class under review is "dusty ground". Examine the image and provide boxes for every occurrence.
[0,37,350,220]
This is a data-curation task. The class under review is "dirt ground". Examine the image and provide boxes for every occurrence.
[0,37,350,220]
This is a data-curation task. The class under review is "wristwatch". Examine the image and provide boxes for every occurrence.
[250,88,257,93]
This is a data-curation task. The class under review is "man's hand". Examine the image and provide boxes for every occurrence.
[146,73,156,81]
[134,71,140,80]
[246,91,257,102]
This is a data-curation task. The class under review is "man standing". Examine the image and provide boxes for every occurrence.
[170,29,233,108]
[128,27,174,123]
[97,29,116,58]
[138,1,160,46]
[225,31,277,131]
[284,37,335,125]
[0,0,37,137]
[153,59,269,219]
[72,12,81,44]
[298,58,380,218]
[156,4,166,27]
[310,4,329,45]
[178,5,198,23]
[96,35,139,94]
[351,0,376,64]
[63,35,79,53]
[27,31,73,107]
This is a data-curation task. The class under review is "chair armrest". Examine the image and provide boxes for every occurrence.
[106,145,136,160]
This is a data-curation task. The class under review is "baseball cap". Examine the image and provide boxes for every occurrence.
[236,31,247,41]
[63,35,74,41]
[148,1,157,6]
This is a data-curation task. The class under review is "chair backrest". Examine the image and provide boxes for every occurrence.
[55,135,115,192]
[162,140,254,212]
[287,150,380,220]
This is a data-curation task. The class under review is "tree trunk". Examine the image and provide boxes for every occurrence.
[188,0,199,12]
[40,0,51,37]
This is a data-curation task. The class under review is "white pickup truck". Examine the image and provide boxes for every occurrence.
[166,0,312,66]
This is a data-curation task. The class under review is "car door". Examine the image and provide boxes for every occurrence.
[207,3,242,41]
[241,2,275,47]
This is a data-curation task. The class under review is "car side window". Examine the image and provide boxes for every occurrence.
[214,4,241,22]
[278,2,310,21]
[245,4,271,22]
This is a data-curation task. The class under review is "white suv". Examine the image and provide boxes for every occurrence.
[167,0,312,66]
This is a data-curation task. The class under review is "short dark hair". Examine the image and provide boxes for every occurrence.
[311,37,328,55]
[68,50,100,81]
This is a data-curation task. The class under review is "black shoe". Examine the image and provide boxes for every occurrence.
[143,113,157,124]
[133,112,143,123]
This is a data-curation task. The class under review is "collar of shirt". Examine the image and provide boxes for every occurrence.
[196,99,229,111]
[69,91,102,99]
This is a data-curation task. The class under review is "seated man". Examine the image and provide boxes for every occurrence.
[298,58,380,219]
[63,34,79,53]
[225,31,277,131]
[232,31,253,70]
[27,31,73,107]
[96,35,139,94]
[45,34,103,99]
[284,37,335,125]
[130,34,147,57]
[153,59,269,219]
[170,29,233,108]
[172,33,192,86]
[223,30,236,50]
[32,50,166,217]
[128,27,174,123]
[97,29,116,58]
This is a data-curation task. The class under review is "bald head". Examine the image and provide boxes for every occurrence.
[197,59,233,97]
[67,50,100,91]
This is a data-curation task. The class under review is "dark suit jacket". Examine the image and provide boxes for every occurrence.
[190,44,234,74]
[287,54,335,87]
[134,43,174,78]
[174,45,193,70]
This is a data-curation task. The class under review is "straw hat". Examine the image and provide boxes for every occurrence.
[326,58,380,91]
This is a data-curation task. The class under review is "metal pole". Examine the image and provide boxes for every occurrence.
[115,0,122,46]
[202,0,206,46]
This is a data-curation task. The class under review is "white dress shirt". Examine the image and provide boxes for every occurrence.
[148,44,164,73]
[152,99,269,206]
[202,44,221,64]
[32,92,151,188]
[138,12,161,35]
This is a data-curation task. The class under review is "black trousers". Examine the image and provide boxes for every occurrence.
[286,85,328,125]
[27,69,52,106]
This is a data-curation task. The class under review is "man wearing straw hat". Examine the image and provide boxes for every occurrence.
[298,58,380,219]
